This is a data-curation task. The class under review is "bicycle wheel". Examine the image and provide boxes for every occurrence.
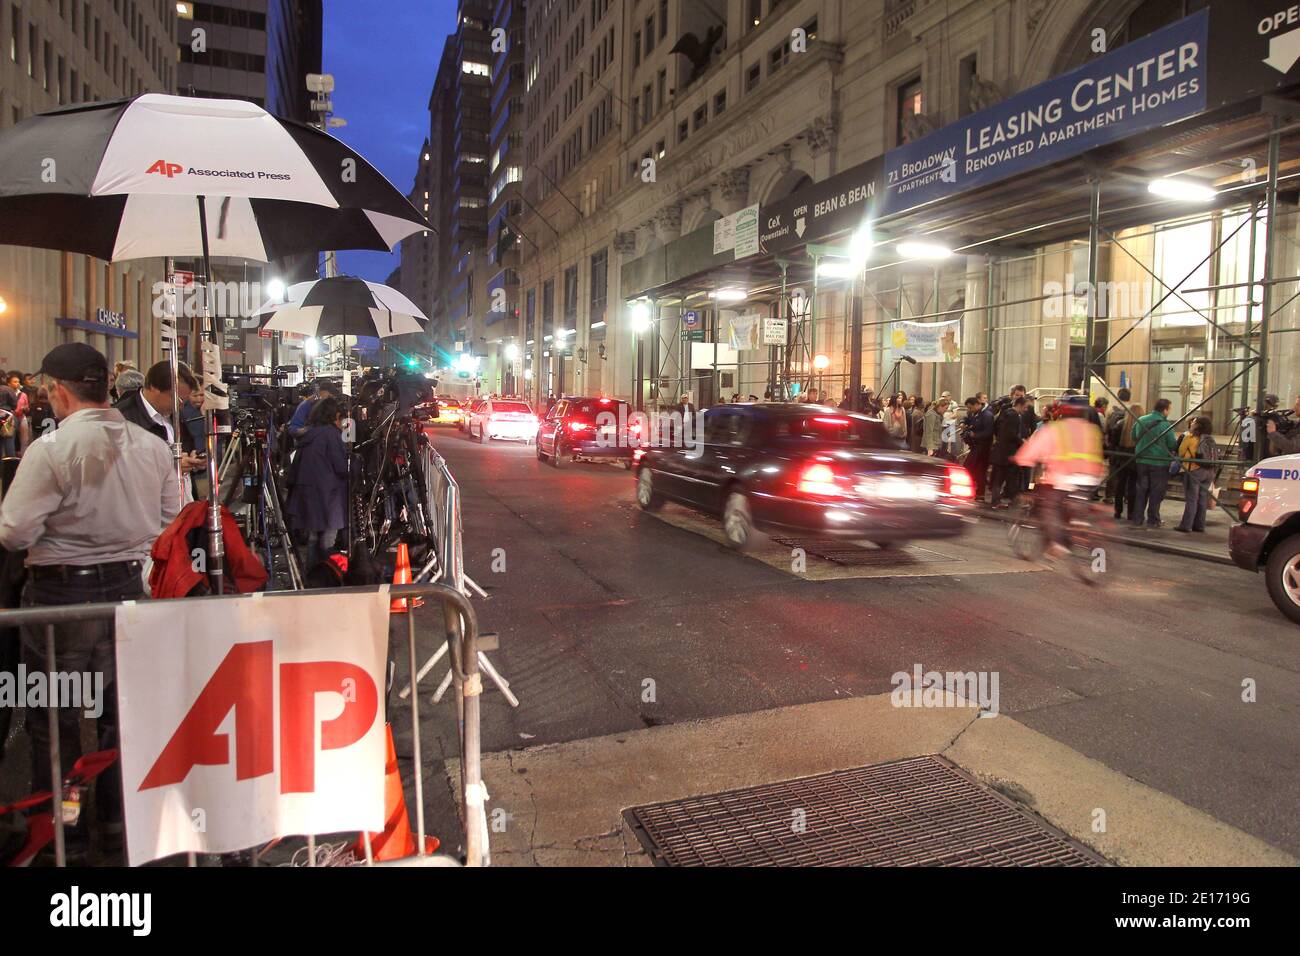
[1007,499,1044,561]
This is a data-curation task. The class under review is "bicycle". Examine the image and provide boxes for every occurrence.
[1007,481,1117,586]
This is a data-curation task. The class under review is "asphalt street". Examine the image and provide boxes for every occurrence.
[398,423,1300,859]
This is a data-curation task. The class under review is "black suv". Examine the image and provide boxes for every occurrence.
[536,397,639,468]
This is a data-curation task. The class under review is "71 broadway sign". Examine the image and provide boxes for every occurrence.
[115,591,390,865]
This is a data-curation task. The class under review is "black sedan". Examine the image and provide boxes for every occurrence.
[633,404,974,549]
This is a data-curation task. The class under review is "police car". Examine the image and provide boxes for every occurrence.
[1229,454,1300,624]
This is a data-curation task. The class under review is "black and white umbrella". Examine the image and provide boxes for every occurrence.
[0,93,430,261]
[255,277,428,338]
[0,93,431,592]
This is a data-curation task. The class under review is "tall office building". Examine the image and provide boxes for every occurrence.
[174,0,324,364]
[176,0,322,122]
[0,0,178,374]
[398,6,496,387]
[482,0,525,393]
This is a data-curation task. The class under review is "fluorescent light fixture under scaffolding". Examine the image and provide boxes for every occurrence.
[1148,177,1216,202]
[896,240,953,260]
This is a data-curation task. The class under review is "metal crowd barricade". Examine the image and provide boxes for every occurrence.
[0,580,491,867]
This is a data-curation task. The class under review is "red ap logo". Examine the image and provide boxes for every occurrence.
[145,159,184,178]
[139,641,379,794]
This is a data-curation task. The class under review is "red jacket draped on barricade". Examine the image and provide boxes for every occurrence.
[150,502,268,598]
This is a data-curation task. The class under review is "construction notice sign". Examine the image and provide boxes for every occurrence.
[115,590,390,865]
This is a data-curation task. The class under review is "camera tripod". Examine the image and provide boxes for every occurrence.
[218,412,303,591]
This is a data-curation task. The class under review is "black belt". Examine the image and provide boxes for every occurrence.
[30,560,143,582]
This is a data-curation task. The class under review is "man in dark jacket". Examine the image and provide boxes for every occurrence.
[963,396,995,502]
[1266,393,1300,457]
[115,361,205,496]
[989,396,1027,508]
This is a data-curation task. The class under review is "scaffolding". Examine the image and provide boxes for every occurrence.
[629,96,1300,481]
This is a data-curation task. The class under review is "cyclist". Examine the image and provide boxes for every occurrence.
[1012,394,1105,556]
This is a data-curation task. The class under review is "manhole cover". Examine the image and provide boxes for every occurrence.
[769,537,961,567]
[623,755,1106,867]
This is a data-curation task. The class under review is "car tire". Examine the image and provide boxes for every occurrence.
[1264,534,1300,625]
[722,490,754,550]
[479,426,488,444]
[552,442,566,468]
[536,441,548,462]
[636,467,663,511]
[872,540,906,551]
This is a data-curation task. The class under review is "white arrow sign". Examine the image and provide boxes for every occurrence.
[1264,27,1300,74]
[795,217,806,238]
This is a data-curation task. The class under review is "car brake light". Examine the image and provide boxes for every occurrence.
[946,465,975,499]
[569,421,593,432]
[798,462,849,497]
[1240,477,1259,521]
[813,416,850,425]
[633,448,646,464]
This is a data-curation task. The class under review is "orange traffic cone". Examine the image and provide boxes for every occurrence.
[389,542,424,613]
[353,724,439,861]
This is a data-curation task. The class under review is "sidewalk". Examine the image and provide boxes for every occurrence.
[979,494,1234,565]
[452,693,1294,867]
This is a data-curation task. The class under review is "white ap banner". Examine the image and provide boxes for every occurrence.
[115,590,390,866]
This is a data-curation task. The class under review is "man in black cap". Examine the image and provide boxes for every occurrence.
[0,342,179,862]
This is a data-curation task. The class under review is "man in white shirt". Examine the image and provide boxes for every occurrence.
[0,343,180,860]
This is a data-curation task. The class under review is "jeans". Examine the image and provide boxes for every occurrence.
[302,529,340,570]
[1178,472,1211,532]
[21,562,144,829]
[1130,463,1171,526]
[0,434,16,458]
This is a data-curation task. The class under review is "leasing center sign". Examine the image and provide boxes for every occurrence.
[882,9,1208,214]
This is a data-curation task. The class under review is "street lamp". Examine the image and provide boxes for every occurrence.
[265,277,286,302]
[0,295,7,315]
[630,299,652,333]
[505,343,520,361]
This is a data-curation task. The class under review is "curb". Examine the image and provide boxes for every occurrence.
[975,508,1234,566]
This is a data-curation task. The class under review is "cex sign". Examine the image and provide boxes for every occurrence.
[115,592,389,865]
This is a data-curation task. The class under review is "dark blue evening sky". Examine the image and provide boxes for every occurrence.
[324,0,459,283]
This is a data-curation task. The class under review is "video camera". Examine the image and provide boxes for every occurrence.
[223,368,300,431]
[1263,407,1299,437]
[352,367,437,435]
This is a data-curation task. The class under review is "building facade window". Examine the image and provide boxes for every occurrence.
[896,75,924,144]
[589,249,608,329]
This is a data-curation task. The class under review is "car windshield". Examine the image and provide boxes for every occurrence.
[770,412,889,448]
[494,402,532,414]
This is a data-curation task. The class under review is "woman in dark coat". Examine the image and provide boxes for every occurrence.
[286,397,350,570]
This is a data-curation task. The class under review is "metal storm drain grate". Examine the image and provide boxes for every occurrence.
[769,537,960,567]
[623,756,1106,867]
